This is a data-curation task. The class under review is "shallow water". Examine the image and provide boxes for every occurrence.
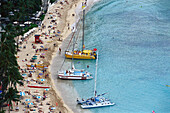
[72,0,170,113]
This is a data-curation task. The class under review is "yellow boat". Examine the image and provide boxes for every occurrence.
[65,10,97,60]
[65,50,97,59]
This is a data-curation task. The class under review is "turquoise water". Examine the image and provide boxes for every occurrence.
[72,0,170,113]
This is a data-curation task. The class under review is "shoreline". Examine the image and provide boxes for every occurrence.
[50,0,100,113]
[12,0,100,113]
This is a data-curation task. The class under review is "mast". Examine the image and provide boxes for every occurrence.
[94,51,98,97]
[82,9,85,52]
[71,36,75,68]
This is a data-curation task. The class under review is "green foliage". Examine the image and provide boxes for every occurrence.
[1,0,42,22]
[0,0,44,110]
[40,14,45,21]
[50,0,56,4]
[0,110,6,113]
[0,25,23,111]
[22,24,38,35]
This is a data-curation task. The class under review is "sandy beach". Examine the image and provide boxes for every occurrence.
[3,0,99,113]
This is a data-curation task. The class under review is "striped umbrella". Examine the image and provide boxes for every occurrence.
[20,92,25,96]
[28,103,33,105]
[26,99,31,101]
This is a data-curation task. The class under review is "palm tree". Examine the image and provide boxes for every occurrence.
[4,88,20,113]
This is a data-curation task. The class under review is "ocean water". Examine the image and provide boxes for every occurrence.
[72,0,170,113]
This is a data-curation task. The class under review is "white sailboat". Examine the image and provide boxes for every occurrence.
[77,51,115,108]
[58,36,93,80]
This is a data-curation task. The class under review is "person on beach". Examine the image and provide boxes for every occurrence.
[59,48,61,54]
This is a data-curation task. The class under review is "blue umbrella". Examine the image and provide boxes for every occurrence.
[40,79,45,81]
[51,107,56,110]
[36,96,41,99]
[44,88,49,91]
[40,46,44,48]
[22,74,27,77]
[26,99,31,101]
[44,67,48,69]
[31,65,34,67]
[28,103,33,105]
[20,92,25,96]
[39,73,43,75]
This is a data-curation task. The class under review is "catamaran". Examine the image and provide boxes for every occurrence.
[58,36,93,80]
[65,9,97,60]
[77,52,115,108]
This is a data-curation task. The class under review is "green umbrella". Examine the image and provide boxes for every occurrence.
[33,55,37,58]
[32,57,37,60]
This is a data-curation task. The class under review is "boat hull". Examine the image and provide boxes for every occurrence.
[27,85,50,88]
[58,75,93,80]
[65,50,96,59]
[65,54,95,59]
[81,103,115,109]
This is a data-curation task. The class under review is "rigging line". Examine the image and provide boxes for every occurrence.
[66,19,81,50]
[94,51,99,97]
[59,57,66,71]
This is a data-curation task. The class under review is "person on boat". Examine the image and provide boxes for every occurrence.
[66,70,68,74]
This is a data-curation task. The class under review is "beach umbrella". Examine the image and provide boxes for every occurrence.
[28,103,33,105]
[22,74,27,77]
[20,92,25,96]
[36,96,41,99]
[40,79,45,82]
[32,57,37,60]
[26,99,31,101]
[51,107,56,110]
[44,88,49,91]
[43,66,48,69]
[31,65,34,67]
[33,55,37,58]
[41,53,45,55]
[39,73,43,75]
[40,46,44,48]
